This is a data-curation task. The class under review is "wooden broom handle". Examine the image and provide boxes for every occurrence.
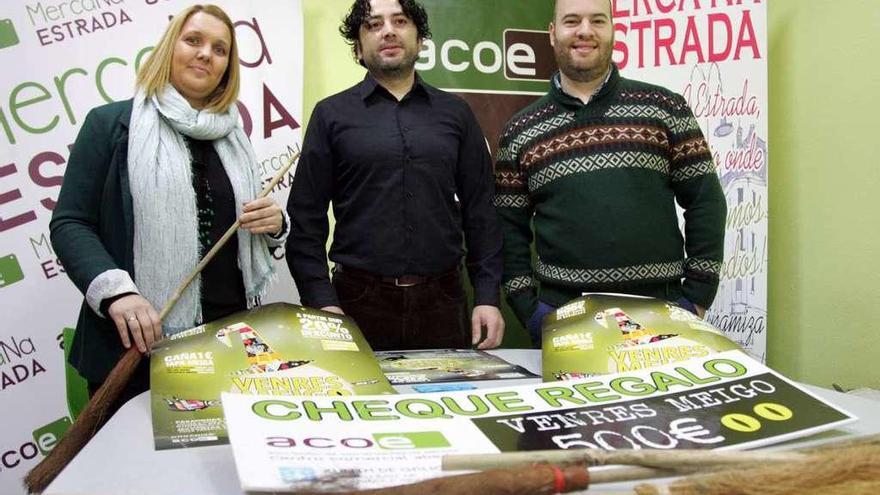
[159,149,301,319]
[443,447,806,472]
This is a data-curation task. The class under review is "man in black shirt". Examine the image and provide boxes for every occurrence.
[286,0,504,351]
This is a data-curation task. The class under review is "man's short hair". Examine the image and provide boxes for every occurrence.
[553,0,614,20]
[339,0,432,65]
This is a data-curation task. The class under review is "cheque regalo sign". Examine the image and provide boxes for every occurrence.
[222,351,853,492]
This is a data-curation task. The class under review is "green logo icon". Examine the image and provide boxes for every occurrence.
[0,253,25,288]
[32,417,73,456]
[0,19,20,50]
[373,431,450,450]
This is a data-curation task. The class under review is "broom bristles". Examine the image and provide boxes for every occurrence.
[799,480,880,495]
[24,348,143,494]
[635,445,880,495]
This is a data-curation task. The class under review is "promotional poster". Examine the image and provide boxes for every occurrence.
[222,350,854,492]
[542,294,742,380]
[150,303,395,450]
[375,349,538,385]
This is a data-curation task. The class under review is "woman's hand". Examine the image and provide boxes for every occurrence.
[240,197,283,235]
[107,294,162,353]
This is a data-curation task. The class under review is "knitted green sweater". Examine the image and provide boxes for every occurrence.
[494,66,726,324]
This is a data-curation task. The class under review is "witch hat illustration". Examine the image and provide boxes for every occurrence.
[215,322,311,374]
[595,307,678,346]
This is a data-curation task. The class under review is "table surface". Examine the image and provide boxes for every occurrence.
[45,350,880,495]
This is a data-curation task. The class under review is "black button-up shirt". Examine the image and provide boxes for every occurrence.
[286,74,502,308]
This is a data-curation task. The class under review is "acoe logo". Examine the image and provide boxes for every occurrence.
[1,417,71,473]
[265,431,451,450]
[416,29,555,80]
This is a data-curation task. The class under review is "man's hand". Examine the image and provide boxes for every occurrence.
[107,294,162,354]
[321,306,345,315]
[471,305,504,349]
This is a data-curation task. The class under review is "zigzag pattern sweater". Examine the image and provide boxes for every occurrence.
[494,65,726,323]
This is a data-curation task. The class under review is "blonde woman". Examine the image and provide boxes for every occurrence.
[50,4,287,410]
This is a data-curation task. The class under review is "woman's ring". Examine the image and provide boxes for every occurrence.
[128,316,137,322]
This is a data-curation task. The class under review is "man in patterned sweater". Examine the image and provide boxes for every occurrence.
[495,0,726,345]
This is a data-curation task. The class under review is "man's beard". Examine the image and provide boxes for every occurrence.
[364,49,419,79]
[554,40,612,83]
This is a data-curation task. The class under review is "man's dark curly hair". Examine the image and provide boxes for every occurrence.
[339,0,432,66]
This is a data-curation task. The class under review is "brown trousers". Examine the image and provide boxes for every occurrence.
[333,268,470,351]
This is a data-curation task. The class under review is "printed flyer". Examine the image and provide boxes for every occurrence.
[375,349,538,385]
[543,294,742,379]
[150,302,395,450]
[222,350,855,492]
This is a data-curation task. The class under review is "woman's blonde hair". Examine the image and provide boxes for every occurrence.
[136,4,239,112]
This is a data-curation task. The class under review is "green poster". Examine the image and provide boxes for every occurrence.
[542,294,742,380]
[150,303,395,450]
[418,0,554,157]
[418,0,553,93]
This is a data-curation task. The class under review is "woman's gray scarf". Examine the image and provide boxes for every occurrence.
[128,85,274,335]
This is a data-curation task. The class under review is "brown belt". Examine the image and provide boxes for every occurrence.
[334,264,457,288]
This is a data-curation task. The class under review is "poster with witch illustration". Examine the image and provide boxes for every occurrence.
[150,302,395,450]
[542,294,742,380]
